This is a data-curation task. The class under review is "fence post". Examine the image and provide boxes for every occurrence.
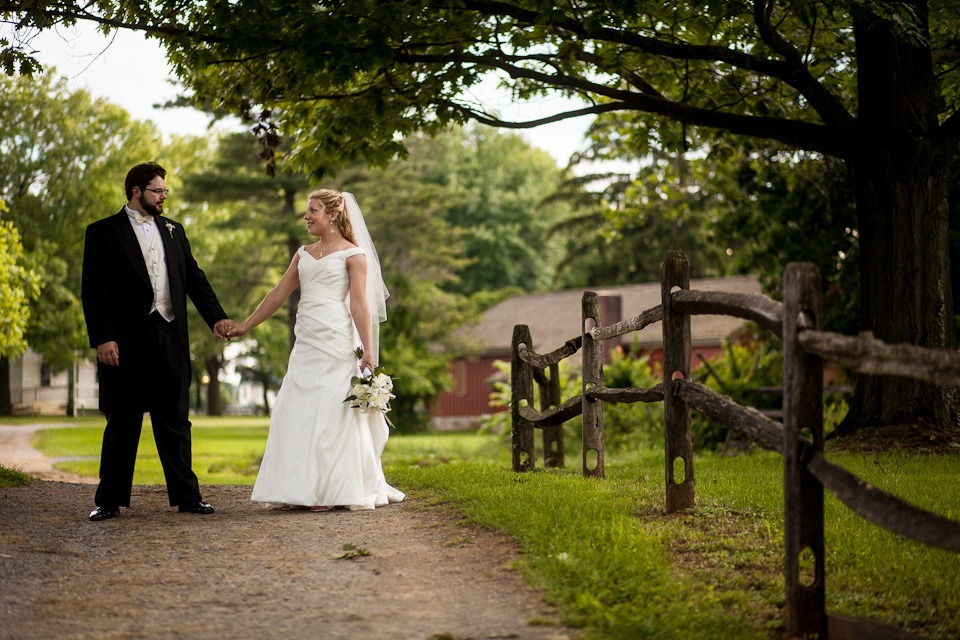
[582,291,605,478]
[782,263,826,637]
[661,251,695,513]
[541,363,564,468]
[511,324,536,472]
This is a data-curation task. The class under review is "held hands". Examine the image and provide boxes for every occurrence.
[214,319,238,340]
[226,322,250,340]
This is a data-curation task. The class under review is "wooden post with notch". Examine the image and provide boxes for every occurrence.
[661,251,694,513]
[511,324,535,472]
[782,263,826,637]
[581,292,604,478]
[541,363,564,467]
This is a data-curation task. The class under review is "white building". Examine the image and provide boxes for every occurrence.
[7,348,99,416]
[6,345,277,416]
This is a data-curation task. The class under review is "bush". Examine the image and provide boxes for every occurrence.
[482,359,584,453]
[602,347,664,451]
[482,346,665,454]
[690,338,783,451]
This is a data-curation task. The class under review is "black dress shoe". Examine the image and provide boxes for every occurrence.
[89,506,120,521]
[178,501,215,514]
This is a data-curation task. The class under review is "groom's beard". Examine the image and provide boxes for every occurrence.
[142,201,163,217]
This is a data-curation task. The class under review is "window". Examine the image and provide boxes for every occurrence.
[40,362,52,387]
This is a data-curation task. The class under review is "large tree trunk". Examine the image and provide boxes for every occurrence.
[841,1,960,435]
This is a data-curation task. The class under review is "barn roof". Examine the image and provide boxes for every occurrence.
[458,275,764,356]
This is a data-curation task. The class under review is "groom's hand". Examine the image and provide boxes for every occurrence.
[214,319,236,340]
[96,341,120,366]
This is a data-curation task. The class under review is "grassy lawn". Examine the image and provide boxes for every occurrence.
[13,416,960,639]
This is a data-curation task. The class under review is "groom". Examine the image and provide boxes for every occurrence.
[81,162,235,521]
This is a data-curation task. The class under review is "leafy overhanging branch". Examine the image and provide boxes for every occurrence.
[395,49,844,155]
[452,0,855,129]
[3,1,956,168]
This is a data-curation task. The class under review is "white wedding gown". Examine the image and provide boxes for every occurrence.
[251,246,404,509]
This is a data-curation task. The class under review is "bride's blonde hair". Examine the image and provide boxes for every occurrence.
[309,188,356,244]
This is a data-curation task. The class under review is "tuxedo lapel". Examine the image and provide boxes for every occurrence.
[113,210,151,287]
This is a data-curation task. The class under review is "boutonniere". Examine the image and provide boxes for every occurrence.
[165,222,175,238]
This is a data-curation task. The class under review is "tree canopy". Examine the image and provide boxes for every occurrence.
[0,215,39,359]
[4,0,960,433]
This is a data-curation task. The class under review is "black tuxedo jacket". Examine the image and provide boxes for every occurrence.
[81,209,227,412]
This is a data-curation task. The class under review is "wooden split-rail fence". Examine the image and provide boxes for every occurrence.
[510,251,960,639]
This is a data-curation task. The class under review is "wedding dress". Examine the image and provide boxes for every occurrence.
[251,246,404,509]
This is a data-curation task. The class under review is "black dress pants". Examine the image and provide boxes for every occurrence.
[94,313,201,508]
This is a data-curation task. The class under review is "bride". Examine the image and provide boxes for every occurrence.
[227,189,404,511]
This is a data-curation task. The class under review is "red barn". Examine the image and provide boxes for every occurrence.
[430,275,763,430]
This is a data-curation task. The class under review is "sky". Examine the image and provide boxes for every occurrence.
[16,22,594,166]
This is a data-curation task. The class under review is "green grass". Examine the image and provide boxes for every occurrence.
[390,452,960,639]
[27,418,960,639]
[33,419,271,485]
[0,464,33,487]
[31,418,499,485]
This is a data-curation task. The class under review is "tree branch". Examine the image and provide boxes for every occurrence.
[0,4,225,42]
[400,51,847,156]
[455,0,855,132]
[438,100,625,129]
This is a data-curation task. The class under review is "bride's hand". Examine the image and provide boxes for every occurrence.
[227,323,249,339]
[360,352,376,375]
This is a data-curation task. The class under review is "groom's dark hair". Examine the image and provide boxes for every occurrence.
[125,162,167,200]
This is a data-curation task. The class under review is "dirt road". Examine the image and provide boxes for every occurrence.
[0,427,575,640]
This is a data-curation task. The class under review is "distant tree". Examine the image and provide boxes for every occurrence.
[182,132,310,351]
[405,126,571,294]
[0,69,159,413]
[179,131,476,427]
[177,132,306,414]
[0,218,38,357]
[715,150,861,336]
[0,216,40,413]
[343,166,475,432]
[552,149,735,288]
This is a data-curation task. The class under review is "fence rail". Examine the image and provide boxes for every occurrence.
[510,251,959,639]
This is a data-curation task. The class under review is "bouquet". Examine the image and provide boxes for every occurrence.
[344,348,396,427]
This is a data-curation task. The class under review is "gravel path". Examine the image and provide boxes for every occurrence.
[0,427,575,640]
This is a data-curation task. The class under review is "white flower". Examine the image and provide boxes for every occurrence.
[165,222,175,238]
[344,359,396,428]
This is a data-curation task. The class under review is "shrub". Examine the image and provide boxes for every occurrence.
[482,359,584,451]
[483,346,665,454]
[602,346,664,450]
[690,338,783,451]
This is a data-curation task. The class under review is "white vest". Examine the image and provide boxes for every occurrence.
[125,206,175,321]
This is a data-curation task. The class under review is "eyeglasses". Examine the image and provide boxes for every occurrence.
[143,188,170,196]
